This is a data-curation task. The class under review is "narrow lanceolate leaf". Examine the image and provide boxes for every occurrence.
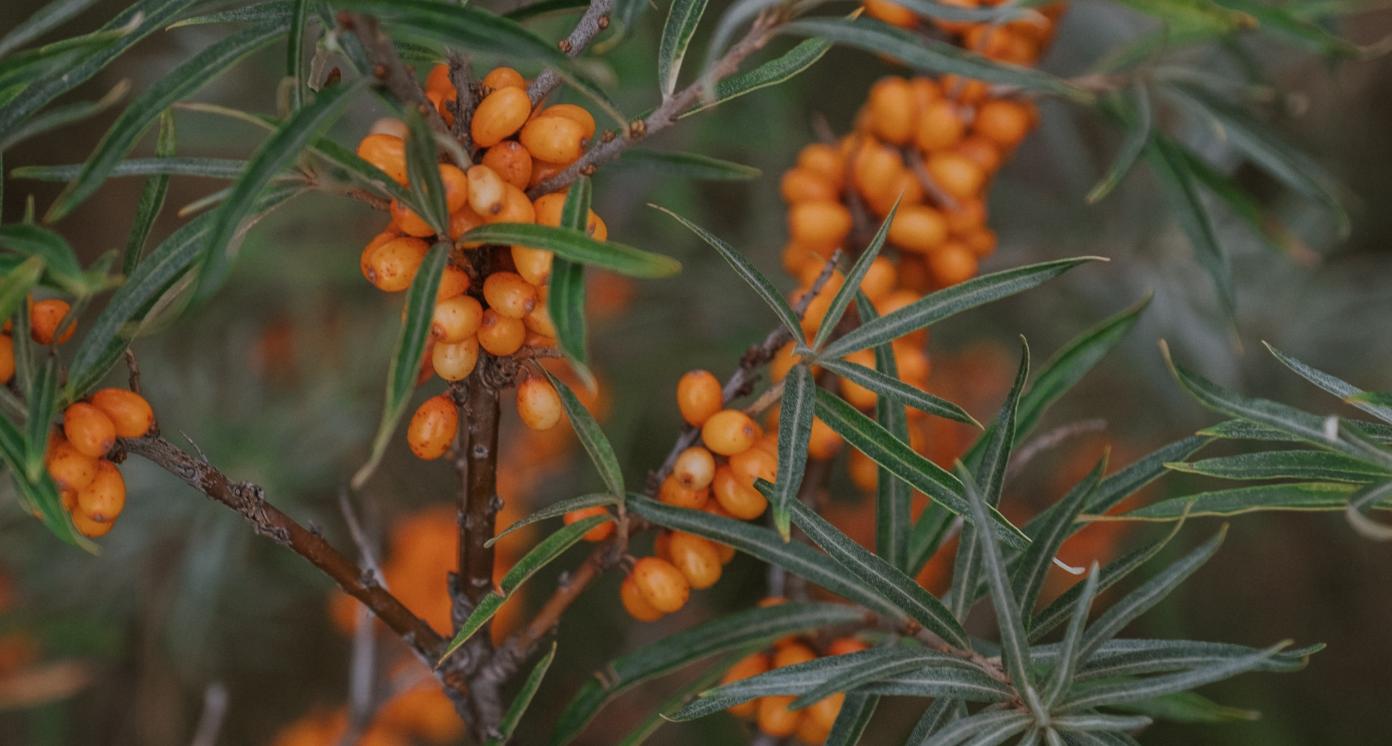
[814,199,898,350]
[818,357,979,425]
[169,0,294,29]
[682,37,831,118]
[1347,480,1392,541]
[485,641,558,746]
[1146,137,1233,316]
[617,654,756,746]
[859,295,911,571]
[788,500,968,648]
[957,466,1044,720]
[1051,713,1152,732]
[309,136,419,210]
[542,369,625,504]
[1199,418,1392,446]
[5,81,134,152]
[890,0,1043,23]
[0,0,102,59]
[920,710,1032,746]
[1104,482,1369,522]
[440,514,610,662]
[487,493,620,547]
[631,497,898,615]
[1060,643,1289,712]
[0,224,85,295]
[615,148,760,180]
[551,603,864,745]
[0,0,198,138]
[24,358,60,481]
[1076,528,1227,666]
[658,0,710,98]
[1054,639,1321,682]
[351,241,448,490]
[1042,563,1100,707]
[770,363,815,539]
[0,416,92,550]
[1215,0,1363,57]
[550,177,593,385]
[1264,342,1392,425]
[1167,450,1390,483]
[1089,83,1152,204]
[14,158,251,182]
[907,698,965,743]
[287,0,310,110]
[197,78,365,301]
[825,694,878,746]
[461,223,680,278]
[949,340,1029,622]
[45,25,281,221]
[823,257,1101,359]
[814,388,1029,550]
[0,256,44,323]
[504,0,590,22]
[1164,346,1392,467]
[1078,435,1209,517]
[790,649,924,711]
[124,111,175,275]
[1115,690,1258,724]
[1113,0,1255,33]
[403,108,449,235]
[781,18,1087,101]
[651,204,802,340]
[1013,457,1106,625]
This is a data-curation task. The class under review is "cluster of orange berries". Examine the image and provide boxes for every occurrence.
[43,388,154,538]
[1,298,78,385]
[723,609,871,743]
[270,682,463,746]
[354,64,607,459]
[865,0,1063,66]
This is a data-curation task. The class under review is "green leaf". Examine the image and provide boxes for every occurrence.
[781,18,1087,102]
[1214,0,1363,57]
[628,496,898,617]
[485,641,558,746]
[403,108,449,235]
[1057,639,1320,682]
[1051,713,1152,732]
[45,25,281,221]
[884,0,1045,23]
[907,698,965,743]
[350,240,448,490]
[659,0,710,98]
[551,602,865,745]
[0,0,200,141]
[1060,643,1288,712]
[0,79,130,154]
[440,514,610,663]
[23,357,60,481]
[919,710,1032,746]
[462,223,680,278]
[814,388,1028,549]
[123,111,175,275]
[814,199,898,350]
[682,37,831,118]
[1264,342,1392,425]
[488,493,619,547]
[0,22,136,93]
[1346,480,1392,541]
[169,0,294,29]
[859,294,911,571]
[651,204,802,340]
[0,415,92,550]
[1111,0,1255,33]
[542,369,625,504]
[825,694,878,746]
[1013,457,1106,626]
[13,157,252,182]
[616,650,755,746]
[308,136,419,208]
[957,465,1044,719]
[768,363,815,539]
[856,666,1012,700]
[822,257,1101,359]
[1146,136,1234,316]
[196,77,365,301]
[0,224,85,295]
[288,0,310,110]
[0,256,44,322]
[1077,435,1210,517]
[0,0,102,59]
[614,148,760,180]
[1114,690,1259,723]
[549,177,593,384]
[1042,563,1100,707]
[1104,481,1373,522]
[1076,528,1227,666]
[1088,83,1153,204]
[1199,418,1392,445]
[788,500,968,647]
[1167,449,1390,483]
[790,649,924,711]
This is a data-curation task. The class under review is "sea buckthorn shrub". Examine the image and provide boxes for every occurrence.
[0,0,1384,744]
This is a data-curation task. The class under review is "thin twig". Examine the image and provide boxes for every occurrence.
[339,12,452,138]
[189,682,229,746]
[527,0,615,106]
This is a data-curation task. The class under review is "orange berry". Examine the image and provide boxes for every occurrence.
[757,696,802,738]
[850,141,905,205]
[45,437,97,491]
[889,204,949,254]
[788,201,852,253]
[860,257,898,302]
[511,245,554,286]
[722,653,770,717]
[928,242,979,286]
[481,141,534,190]
[945,196,987,235]
[780,167,839,204]
[964,226,998,257]
[471,87,531,147]
[477,310,526,356]
[701,409,758,456]
[773,641,816,668]
[482,66,526,91]
[712,465,767,519]
[798,714,832,745]
[915,99,965,152]
[62,403,116,459]
[797,143,845,187]
[539,103,597,140]
[486,184,536,224]
[864,0,918,27]
[668,531,722,589]
[425,63,455,99]
[449,206,485,243]
[672,446,716,490]
[361,237,429,292]
[466,164,507,217]
[437,265,471,301]
[827,637,870,656]
[431,295,483,343]
[436,164,469,212]
[659,473,710,510]
[808,417,842,459]
[563,506,614,542]
[620,573,664,621]
[676,370,723,426]
[519,116,586,164]
[955,134,1003,173]
[30,299,74,345]
[927,151,987,200]
[71,510,113,538]
[728,446,776,486]
[0,334,12,384]
[631,557,690,613]
[76,459,125,521]
[432,337,479,381]
[483,271,538,319]
[407,395,457,460]
[389,198,436,238]
[515,377,562,431]
[808,692,845,732]
[868,76,916,145]
[90,388,154,438]
[356,134,407,184]
[524,303,558,337]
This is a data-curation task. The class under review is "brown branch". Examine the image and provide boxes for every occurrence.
[338,12,452,138]
[527,0,615,106]
[446,51,476,150]
[528,9,784,197]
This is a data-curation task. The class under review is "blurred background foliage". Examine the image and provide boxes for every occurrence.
[1,0,1391,744]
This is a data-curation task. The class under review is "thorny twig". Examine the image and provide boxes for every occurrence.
[527,0,615,106]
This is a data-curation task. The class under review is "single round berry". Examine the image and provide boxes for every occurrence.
[676,370,722,427]
[721,652,770,717]
[63,403,116,459]
[481,141,533,190]
[483,272,538,319]
[356,134,407,184]
[431,295,484,343]
[407,395,457,460]
[46,437,98,491]
[620,574,664,622]
[432,338,480,382]
[470,87,531,148]
[712,466,767,519]
[539,104,597,140]
[30,299,75,345]
[631,557,690,614]
[477,310,526,356]
[563,506,614,542]
[481,66,525,91]
[90,388,155,438]
[672,446,716,490]
[668,531,722,589]
[71,510,113,538]
[0,335,14,384]
[658,474,709,510]
[756,696,802,738]
[519,116,586,164]
[362,237,430,292]
[701,409,758,456]
[76,459,125,522]
[515,377,562,431]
